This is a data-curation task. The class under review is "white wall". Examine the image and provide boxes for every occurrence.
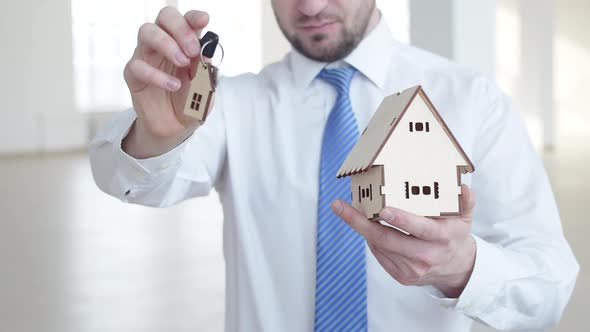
[520,0,555,149]
[410,0,496,79]
[0,0,87,154]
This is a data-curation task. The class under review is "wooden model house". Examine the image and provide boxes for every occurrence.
[183,62,216,122]
[337,85,474,218]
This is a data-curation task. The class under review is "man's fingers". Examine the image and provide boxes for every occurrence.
[184,10,210,35]
[125,58,181,92]
[379,207,445,241]
[331,200,417,254]
[333,200,439,261]
[331,200,386,241]
[155,7,202,59]
[460,184,476,221]
[137,22,190,67]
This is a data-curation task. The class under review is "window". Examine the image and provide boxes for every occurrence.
[72,0,262,113]
[358,184,374,202]
[434,182,440,199]
[405,181,439,199]
[71,0,170,112]
[190,93,203,111]
[71,0,405,113]
[409,122,430,132]
[404,182,409,199]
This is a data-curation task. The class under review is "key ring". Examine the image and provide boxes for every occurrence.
[200,40,225,67]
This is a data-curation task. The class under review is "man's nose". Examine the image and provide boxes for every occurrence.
[297,0,329,18]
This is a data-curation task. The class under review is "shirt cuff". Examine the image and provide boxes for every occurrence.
[116,116,191,179]
[90,108,201,205]
[424,235,505,316]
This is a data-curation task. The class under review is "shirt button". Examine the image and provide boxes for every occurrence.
[121,189,131,203]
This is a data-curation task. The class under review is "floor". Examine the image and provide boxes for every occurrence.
[0,122,587,332]
[0,153,226,332]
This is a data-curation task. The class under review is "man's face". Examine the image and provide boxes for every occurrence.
[272,0,378,62]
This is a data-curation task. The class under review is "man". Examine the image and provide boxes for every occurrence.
[90,1,579,331]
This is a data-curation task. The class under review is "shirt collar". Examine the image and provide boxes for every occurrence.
[289,14,398,91]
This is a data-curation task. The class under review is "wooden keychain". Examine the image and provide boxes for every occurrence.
[183,31,224,123]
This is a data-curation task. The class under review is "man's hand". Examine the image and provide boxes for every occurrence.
[122,7,210,159]
[331,184,477,298]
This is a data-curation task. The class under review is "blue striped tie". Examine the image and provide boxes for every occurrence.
[315,66,367,332]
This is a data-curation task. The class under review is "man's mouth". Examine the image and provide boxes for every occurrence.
[297,20,339,35]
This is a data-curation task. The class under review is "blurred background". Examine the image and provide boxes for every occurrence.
[0,0,587,331]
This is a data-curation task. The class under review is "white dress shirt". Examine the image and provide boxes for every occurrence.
[89,18,579,332]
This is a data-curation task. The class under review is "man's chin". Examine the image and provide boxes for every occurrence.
[296,40,342,62]
[300,46,354,63]
[290,29,359,62]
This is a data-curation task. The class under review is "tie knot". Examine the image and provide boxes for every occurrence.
[317,66,357,95]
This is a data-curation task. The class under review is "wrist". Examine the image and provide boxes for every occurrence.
[434,236,477,298]
[122,119,195,159]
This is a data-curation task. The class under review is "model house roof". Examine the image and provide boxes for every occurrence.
[336,85,475,178]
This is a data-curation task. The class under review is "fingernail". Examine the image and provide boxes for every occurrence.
[186,36,200,56]
[166,78,181,91]
[175,50,190,66]
[380,209,394,221]
[331,200,343,214]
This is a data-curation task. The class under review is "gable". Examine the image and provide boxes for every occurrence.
[374,94,470,169]
[413,90,474,173]
[337,86,420,177]
[337,85,474,178]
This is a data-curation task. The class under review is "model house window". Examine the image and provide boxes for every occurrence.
[409,122,430,132]
[358,184,373,202]
[434,182,439,199]
[191,93,203,111]
[405,182,439,199]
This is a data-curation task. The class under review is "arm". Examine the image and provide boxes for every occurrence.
[89,7,227,207]
[89,98,226,207]
[446,85,579,330]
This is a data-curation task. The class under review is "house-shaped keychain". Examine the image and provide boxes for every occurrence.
[337,85,474,218]
[183,32,220,123]
[183,63,216,121]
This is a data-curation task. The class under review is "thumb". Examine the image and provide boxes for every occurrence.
[460,184,476,221]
